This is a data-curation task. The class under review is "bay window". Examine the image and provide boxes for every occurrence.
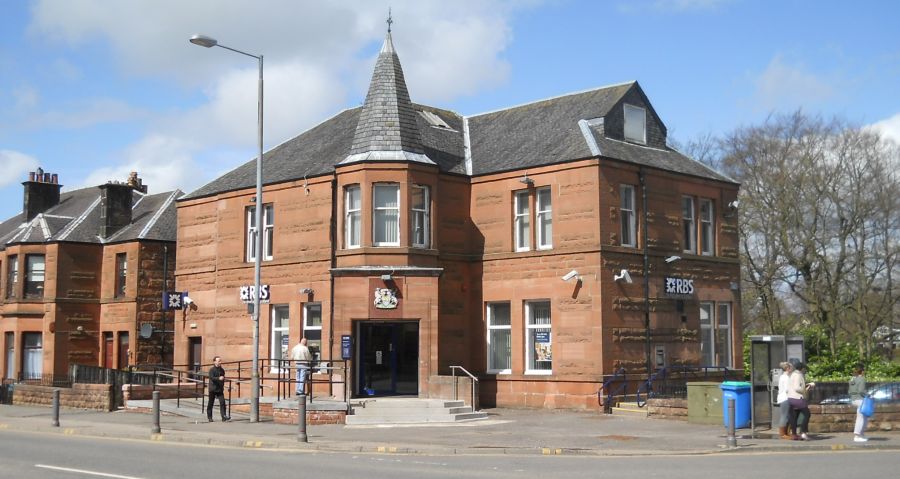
[373,184,400,246]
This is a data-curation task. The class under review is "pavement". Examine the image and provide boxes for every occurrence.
[0,402,897,456]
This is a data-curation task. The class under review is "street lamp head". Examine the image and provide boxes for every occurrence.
[189,34,218,48]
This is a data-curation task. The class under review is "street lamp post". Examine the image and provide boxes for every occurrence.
[190,34,264,423]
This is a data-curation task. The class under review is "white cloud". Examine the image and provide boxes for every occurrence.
[0,150,40,188]
[867,112,900,145]
[29,98,148,130]
[753,55,835,112]
[77,134,205,195]
[26,0,530,196]
[169,59,346,148]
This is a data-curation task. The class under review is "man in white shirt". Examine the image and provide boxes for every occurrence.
[290,337,312,396]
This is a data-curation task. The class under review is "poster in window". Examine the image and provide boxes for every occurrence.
[281,334,289,361]
[534,331,552,361]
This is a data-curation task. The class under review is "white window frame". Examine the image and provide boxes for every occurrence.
[700,198,714,256]
[115,252,127,298]
[24,254,45,299]
[514,190,531,252]
[411,185,430,248]
[269,305,290,373]
[682,196,696,253]
[303,303,324,372]
[620,184,636,247]
[373,183,400,246]
[536,187,552,250]
[486,303,511,374]
[345,185,361,249]
[699,302,714,367]
[624,104,647,144]
[716,303,733,368]
[6,254,17,299]
[22,332,42,380]
[5,332,14,379]
[247,204,274,262]
[525,300,552,375]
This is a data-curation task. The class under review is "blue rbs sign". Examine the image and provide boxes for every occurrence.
[664,276,695,296]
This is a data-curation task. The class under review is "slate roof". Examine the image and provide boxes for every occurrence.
[343,31,431,165]
[181,35,734,202]
[0,186,181,248]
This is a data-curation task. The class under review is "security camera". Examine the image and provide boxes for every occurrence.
[613,269,633,284]
[561,270,579,282]
[183,296,194,305]
[728,200,739,209]
[665,255,681,263]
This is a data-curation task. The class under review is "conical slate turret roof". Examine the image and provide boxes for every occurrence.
[341,30,433,165]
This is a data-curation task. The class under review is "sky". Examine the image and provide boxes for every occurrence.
[1,0,898,221]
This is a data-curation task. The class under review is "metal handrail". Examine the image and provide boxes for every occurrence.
[635,365,734,407]
[449,366,478,411]
[597,367,627,413]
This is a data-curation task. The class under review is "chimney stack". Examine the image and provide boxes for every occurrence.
[99,181,134,238]
[126,171,148,194]
[22,168,62,221]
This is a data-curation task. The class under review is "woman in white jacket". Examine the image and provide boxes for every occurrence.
[787,358,814,440]
[776,361,793,439]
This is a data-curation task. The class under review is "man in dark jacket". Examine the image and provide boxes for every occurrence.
[207,356,230,422]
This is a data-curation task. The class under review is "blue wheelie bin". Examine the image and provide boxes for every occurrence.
[719,381,751,429]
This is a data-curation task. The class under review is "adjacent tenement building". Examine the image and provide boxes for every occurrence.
[0,171,179,381]
[174,29,741,409]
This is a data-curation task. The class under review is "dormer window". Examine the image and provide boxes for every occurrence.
[418,110,453,130]
[624,104,646,144]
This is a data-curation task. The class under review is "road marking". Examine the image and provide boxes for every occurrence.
[36,464,145,479]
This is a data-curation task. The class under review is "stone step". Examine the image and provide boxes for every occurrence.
[612,407,647,418]
[351,405,473,417]
[346,398,487,425]
[352,398,465,409]
[615,401,644,411]
[346,410,488,425]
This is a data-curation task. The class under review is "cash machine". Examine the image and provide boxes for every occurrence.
[749,335,805,433]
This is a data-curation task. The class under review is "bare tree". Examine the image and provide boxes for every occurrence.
[712,111,899,357]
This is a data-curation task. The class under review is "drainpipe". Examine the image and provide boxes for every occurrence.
[163,244,169,366]
[639,167,651,378]
[329,178,337,378]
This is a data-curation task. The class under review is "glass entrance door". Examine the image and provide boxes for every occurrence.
[357,322,418,396]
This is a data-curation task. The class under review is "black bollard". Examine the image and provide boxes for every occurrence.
[51,389,60,427]
[726,397,737,448]
[297,393,308,442]
[151,390,161,434]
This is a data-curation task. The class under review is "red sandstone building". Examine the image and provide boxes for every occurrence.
[0,171,179,381]
[174,30,741,409]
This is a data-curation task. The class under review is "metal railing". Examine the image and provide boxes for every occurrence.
[449,365,479,411]
[597,367,627,413]
[169,358,350,413]
[635,365,737,407]
[17,372,72,388]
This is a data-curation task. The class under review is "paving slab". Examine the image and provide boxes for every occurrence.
[0,403,896,456]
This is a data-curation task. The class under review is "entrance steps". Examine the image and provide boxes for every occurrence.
[346,398,488,425]
[610,401,648,418]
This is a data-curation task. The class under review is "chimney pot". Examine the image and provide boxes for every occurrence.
[29,172,35,181]
[51,173,58,184]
